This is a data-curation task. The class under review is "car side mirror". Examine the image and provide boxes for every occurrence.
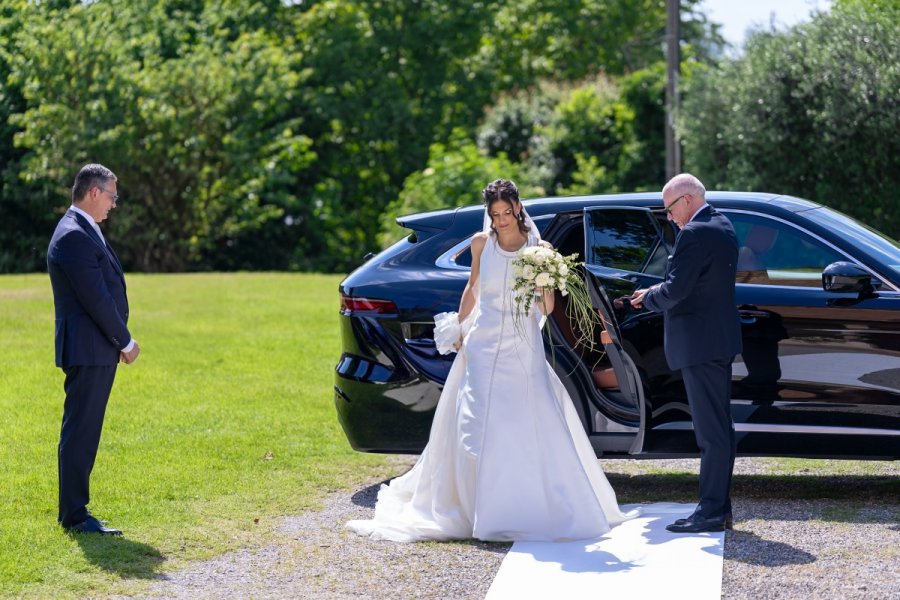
[822,261,876,294]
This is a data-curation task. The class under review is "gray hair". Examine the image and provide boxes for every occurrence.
[662,173,706,201]
[72,163,117,204]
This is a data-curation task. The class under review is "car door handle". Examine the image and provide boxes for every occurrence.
[738,309,770,324]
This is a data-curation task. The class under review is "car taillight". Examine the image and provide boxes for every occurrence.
[340,294,399,315]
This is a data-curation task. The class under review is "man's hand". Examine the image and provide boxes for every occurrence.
[630,288,649,309]
[120,341,141,364]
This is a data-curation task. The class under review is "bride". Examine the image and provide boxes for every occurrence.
[347,179,635,542]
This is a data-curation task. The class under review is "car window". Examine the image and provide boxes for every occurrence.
[726,213,845,287]
[645,215,675,277]
[438,214,554,271]
[454,246,472,267]
[584,208,664,275]
[802,206,900,283]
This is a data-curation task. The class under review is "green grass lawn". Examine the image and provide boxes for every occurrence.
[3,273,897,598]
[0,273,394,599]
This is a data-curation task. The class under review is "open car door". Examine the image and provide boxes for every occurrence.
[582,206,676,454]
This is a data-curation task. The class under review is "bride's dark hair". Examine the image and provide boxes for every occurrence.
[482,178,530,235]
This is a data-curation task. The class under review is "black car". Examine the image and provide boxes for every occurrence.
[335,193,900,459]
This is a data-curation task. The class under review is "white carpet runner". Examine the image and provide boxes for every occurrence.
[485,503,724,600]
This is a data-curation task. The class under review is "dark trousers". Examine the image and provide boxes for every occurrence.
[58,365,117,527]
[681,357,736,520]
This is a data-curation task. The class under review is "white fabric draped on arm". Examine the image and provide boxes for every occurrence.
[433,310,476,355]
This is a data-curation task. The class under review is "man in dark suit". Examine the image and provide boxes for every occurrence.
[47,164,140,535]
[631,173,742,533]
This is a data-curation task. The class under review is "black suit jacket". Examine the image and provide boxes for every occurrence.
[642,205,742,370]
[47,209,130,367]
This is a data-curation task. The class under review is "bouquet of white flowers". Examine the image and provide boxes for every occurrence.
[510,244,603,350]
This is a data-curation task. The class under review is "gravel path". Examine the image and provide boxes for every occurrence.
[137,457,899,599]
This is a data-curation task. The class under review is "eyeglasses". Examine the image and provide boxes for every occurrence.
[664,194,687,214]
[97,187,119,204]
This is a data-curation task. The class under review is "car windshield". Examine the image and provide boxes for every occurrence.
[803,206,900,283]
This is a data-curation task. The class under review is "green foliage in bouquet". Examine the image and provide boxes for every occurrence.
[510,245,603,352]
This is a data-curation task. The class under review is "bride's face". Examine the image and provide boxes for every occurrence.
[489,200,519,233]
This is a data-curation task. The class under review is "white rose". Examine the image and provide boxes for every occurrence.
[558,263,569,276]
[522,265,535,280]
[535,272,552,288]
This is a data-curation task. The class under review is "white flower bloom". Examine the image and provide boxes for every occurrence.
[535,272,552,287]
[558,263,568,276]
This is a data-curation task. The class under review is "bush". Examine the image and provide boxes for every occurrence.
[378,130,538,247]
[542,77,639,194]
[680,1,900,238]
[620,62,667,191]
[477,77,642,197]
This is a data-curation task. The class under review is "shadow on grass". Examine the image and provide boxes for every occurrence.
[608,472,900,507]
[71,533,165,579]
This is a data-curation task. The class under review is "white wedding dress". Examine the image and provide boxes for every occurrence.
[347,231,634,543]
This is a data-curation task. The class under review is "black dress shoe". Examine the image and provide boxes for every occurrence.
[666,514,726,533]
[64,515,123,536]
[673,512,733,530]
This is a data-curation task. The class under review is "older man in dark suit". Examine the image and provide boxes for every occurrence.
[631,173,742,533]
[47,164,140,535]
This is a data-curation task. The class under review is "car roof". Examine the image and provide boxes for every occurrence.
[397,192,821,229]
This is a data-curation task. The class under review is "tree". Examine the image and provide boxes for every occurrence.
[541,77,639,194]
[472,0,719,83]
[474,77,640,197]
[0,0,56,272]
[7,0,314,271]
[0,0,727,272]
[378,130,538,246]
[620,62,667,191]
[680,1,900,238]
[295,0,718,269]
[293,0,503,270]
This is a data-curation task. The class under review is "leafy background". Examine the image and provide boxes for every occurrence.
[0,0,895,273]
